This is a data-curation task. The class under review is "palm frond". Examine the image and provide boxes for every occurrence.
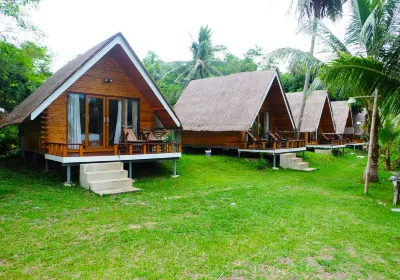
[264,47,324,75]
[299,19,350,55]
[319,53,400,115]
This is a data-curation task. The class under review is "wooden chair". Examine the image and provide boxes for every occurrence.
[321,132,335,144]
[245,131,262,149]
[272,131,288,147]
[117,126,146,154]
[142,129,168,143]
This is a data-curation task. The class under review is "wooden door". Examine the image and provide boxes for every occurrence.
[106,97,125,148]
[85,95,106,149]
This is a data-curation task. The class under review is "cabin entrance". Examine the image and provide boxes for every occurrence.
[68,93,140,151]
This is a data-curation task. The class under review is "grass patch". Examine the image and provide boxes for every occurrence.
[0,151,399,279]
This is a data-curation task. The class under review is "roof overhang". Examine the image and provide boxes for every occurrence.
[30,35,181,128]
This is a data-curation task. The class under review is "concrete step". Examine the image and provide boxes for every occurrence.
[84,170,128,183]
[302,168,317,172]
[95,187,141,196]
[286,153,296,159]
[81,162,123,173]
[294,162,309,170]
[290,158,302,164]
[89,178,133,191]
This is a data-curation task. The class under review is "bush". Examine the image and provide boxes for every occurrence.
[255,155,271,170]
[0,125,19,156]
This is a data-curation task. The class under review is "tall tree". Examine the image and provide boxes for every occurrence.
[319,0,400,190]
[289,0,348,137]
[164,25,224,86]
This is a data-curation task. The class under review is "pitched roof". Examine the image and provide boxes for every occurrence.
[352,109,367,135]
[285,90,333,132]
[0,32,180,129]
[174,70,293,132]
[331,101,354,134]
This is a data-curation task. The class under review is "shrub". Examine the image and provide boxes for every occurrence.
[0,125,19,156]
[256,155,270,170]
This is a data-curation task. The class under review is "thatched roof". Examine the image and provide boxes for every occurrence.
[331,101,354,134]
[353,109,367,135]
[285,90,333,132]
[174,70,293,132]
[0,32,180,129]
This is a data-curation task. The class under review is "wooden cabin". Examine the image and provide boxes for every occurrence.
[0,33,182,183]
[331,101,354,140]
[174,70,306,156]
[352,109,367,143]
[285,91,338,146]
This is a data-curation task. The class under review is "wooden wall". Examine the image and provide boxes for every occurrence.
[182,131,245,149]
[46,52,156,144]
[22,117,41,150]
[318,99,335,134]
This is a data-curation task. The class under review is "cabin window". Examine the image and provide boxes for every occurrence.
[67,93,85,149]
[125,99,139,137]
[265,111,270,133]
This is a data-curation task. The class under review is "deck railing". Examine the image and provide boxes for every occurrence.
[45,142,181,157]
[113,143,182,156]
[47,143,83,157]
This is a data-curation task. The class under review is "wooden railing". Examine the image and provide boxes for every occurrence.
[114,143,182,156]
[47,143,83,157]
[287,139,307,148]
[331,139,347,146]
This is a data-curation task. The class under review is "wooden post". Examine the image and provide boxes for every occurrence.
[156,145,160,154]
[178,144,182,153]
[273,142,276,150]
[168,144,173,153]
[143,144,147,154]
[114,144,118,156]
[128,144,132,155]
[63,145,67,157]
[79,145,83,157]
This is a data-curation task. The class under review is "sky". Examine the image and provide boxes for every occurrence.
[30,0,350,72]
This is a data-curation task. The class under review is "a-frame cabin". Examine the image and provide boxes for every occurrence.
[0,33,182,184]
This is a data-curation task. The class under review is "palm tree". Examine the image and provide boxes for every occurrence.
[379,116,400,171]
[288,0,348,137]
[265,0,399,191]
[319,0,400,192]
[163,25,224,86]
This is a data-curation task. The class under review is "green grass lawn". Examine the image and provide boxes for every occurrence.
[0,151,399,279]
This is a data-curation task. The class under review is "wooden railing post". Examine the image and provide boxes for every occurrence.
[178,144,182,153]
[114,144,118,156]
[79,145,83,157]
[128,144,133,155]
[273,142,276,150]
[143,144,147,154]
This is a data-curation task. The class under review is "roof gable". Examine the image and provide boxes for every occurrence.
[286,90,335,132]
[174,70,294,132]
[331,101,354,134]
[0,32,180,129]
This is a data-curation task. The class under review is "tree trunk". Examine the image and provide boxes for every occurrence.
[363,90,380,193]
[296,28,316,139]
[386,143,391,171]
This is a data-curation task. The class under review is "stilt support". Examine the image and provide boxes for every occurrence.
[173,159,177,176]
[45,159,49,172]
[273,154,276,168]
[128,162,132,179]
[66,165,71,185]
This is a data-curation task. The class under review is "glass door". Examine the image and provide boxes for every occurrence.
[107,98,124,147]
[86,96,105,148]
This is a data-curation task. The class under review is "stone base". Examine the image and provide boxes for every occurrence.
[315,149,332,154]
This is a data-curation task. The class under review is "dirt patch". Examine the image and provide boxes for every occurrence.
[278,257,293,265]
[0,259,8,267]
[128,222,158,230]
[164,196,182,200]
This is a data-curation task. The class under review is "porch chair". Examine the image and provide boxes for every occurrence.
[118,126,146,154]
[272,131,288,148]
[320,132,335,144]
[245,131,262,149]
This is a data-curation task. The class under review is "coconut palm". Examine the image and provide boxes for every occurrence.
[265,0,400,190]
[319,0,400,191]
[288,0,348,136]
[163,25,224,86]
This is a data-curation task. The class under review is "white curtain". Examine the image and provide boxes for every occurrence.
[114,100,122,144]
[68,94,82,149]
[265,111,270,132]
[131,100,138,136]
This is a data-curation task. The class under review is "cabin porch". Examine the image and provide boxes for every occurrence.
[40,142,182,184]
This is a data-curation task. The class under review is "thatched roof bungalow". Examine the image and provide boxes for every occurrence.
[352,109,367,136]
[174,70,296,149]
[331,101,354,136]
[285,90,335,144]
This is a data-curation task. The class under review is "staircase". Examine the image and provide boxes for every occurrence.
[280,153,316,171]
[80,162,141,195]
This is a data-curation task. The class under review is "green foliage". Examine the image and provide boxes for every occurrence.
[0,125,18,155]
[255,155,271,170]
[0,0,41,40]
[0,40,52,112]
[280,72,306,92]
[379,115,400,170]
